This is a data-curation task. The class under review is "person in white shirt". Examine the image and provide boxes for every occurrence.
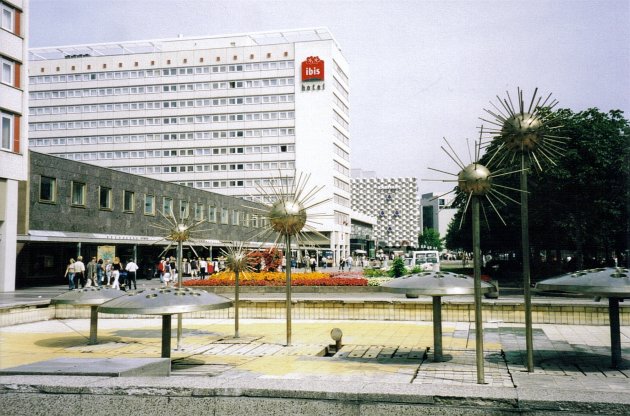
[199,258,208,279]
[74,256,86,288]
[125,259,139,290]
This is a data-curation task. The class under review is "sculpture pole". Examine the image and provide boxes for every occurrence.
[176,240,183,350]
[521,157,534,372]
[286,234,293,346]
[234,268,240,338]
[472,196,485,383]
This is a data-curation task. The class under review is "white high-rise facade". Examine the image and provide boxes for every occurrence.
[0,0,28,292]
[28,28,351,261]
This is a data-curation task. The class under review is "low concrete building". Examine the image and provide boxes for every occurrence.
[17,151,271,286]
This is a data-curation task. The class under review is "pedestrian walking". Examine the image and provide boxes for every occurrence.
[125,258,139,290]
[111,257,122,290]
[64,258,76,290]
[74,256,86,288]
[85,257,97,287]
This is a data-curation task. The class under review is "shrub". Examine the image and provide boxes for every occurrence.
[388,257,406,278]
[363,268,387,278]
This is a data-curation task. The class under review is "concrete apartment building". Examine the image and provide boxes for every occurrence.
[27,28,352,264]
[420,192,457,240]
[0,0,28,292]
[351,170,420,252]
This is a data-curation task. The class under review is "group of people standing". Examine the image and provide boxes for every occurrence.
[156,256,215,286]
[65,256,139,291]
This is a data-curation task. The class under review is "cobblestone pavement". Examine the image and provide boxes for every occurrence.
[1,318,628,390]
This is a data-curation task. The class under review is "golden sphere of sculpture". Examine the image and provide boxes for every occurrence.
[500,113,543,152]
[458,163,492,196]
[269,199,307,236]
[169,224,190,242]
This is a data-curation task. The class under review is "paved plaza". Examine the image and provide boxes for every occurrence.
[0,284,629,414]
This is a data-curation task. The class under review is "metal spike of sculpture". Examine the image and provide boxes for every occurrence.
[248,171,329,346]
[221,241,254,338]
[481,88,567,372]
[150,209,214,350]
[425,137,521,384]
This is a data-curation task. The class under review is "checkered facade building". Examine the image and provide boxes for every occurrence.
[351,177,420,249]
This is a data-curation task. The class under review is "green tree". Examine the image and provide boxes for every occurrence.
[388,256,406,277]
[418,227,444,251]
[445,108,629,272]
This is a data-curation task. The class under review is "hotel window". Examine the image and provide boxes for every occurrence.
[250,214,258,228]
[208,206,217,223]
[144,194,155,216]
[221,208,229,224]
[180,200,189,219]
[123,190,135,212]
[1,3,14,32]
[231,210,240,225]
[99,186,112,210]
[71,181,86,207]
[1,57,14,86]
[163,197,173,216]
[194,203,204,220]
[39,176,56,203]
[1,111,13,150]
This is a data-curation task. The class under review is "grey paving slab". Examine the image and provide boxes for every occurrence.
[0,357,170,377]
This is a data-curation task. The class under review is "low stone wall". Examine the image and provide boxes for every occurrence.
[1,377,628,416]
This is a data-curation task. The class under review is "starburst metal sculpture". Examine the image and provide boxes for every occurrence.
[426,136,523,229]
[425,137,522,384]
[481,88,568,373]
[249,171,330,346]
[150,209,214,350]
[221,241,255,338]
[481,87,566,172]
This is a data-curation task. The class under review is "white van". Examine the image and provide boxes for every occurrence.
[406,250,440,271]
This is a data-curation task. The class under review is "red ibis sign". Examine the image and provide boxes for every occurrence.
[301,56,325,82]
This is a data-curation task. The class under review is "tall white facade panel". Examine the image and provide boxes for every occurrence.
[1,0,28,292]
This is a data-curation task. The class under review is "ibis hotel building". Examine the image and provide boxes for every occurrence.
[27,28,352,262]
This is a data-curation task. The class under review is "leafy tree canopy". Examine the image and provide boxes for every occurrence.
[445,108,629,270]
[418,227,444,251]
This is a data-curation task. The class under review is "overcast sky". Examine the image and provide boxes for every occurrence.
[29,0,630,195]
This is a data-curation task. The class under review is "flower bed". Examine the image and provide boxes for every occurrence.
[327,271,365,279]
[183,271,368,287]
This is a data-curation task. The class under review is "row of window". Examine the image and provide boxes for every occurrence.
[333,109,349,131]
[56,143,295,162]
[333,127,350,146]
[29,94,294,116]
[332,77,349,100]
[333,143,350,161]
[332,92,349,116]
[29,60,295,84]
[334,160,350,177]
[37,175,268,227]
[174,175,291,190]
[334,177,351,193]
[29,128,296,147]
[29,111,296,131]
[332,60,349,86]
[333,193,351,208]
[29,77,295,100]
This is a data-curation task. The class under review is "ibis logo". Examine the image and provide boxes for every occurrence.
[301,56,325,82]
